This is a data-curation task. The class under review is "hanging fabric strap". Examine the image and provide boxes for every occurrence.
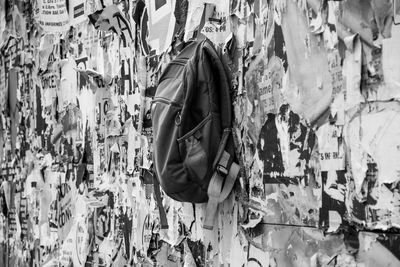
[153,175,169,229]
[203,151,240,230]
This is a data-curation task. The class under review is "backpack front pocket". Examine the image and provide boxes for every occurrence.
[183,135,208,182]
[177,113,213,182]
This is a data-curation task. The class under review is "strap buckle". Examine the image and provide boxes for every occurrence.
[216,151,230,176]
[216,165,228,176]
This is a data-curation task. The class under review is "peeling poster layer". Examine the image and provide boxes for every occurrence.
[1,0,400,266]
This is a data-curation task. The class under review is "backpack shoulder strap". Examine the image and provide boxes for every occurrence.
[199,40,235,170]
[200,39,232,129]
[197,40,241,230]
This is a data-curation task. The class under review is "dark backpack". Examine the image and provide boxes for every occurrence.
[152,38,240,230]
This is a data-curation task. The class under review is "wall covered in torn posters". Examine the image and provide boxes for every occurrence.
[1,0,400,266]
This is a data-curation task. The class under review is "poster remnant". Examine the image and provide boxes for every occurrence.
[37,0,69,32]
[0,0,400,266]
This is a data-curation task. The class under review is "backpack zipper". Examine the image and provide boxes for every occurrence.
[172,58,189,66]
[152,97,182,108]
[177,113,212,143]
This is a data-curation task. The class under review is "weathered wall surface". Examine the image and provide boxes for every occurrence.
[0,0,400,266]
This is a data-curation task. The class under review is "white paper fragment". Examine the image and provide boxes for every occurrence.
[77,88,96,129]
[343,34,364,110]
[359,231,400,266]
[347,110,400,191]
[69,0,87,25]
[241,207,263,229]
[368,185,400,229]
[145,0,176,54]
[184,0,206,41]
[381,24,400,100]
[0,0,5,44]
[317,124,345,172]
[59,57,78,109]
[275,113,303,177]
[247,236,269,267]
[327,210,342,232]
[281,0,333,123]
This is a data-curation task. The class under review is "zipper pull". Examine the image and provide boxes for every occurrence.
[175,111,182,126]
